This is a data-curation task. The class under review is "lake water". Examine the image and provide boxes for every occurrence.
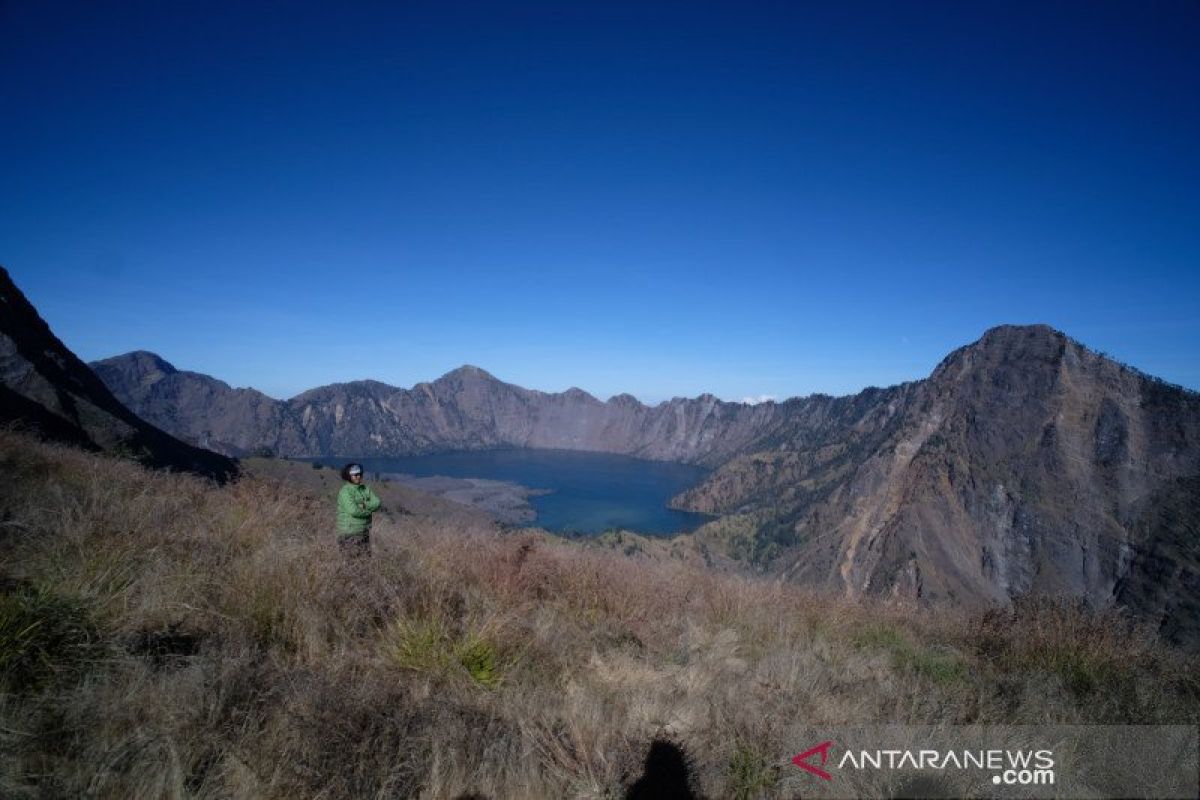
[317,449,712,536]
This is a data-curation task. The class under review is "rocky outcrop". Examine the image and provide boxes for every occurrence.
[0,267,237,481]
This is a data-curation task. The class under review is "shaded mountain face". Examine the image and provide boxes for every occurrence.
[680,325,1200,646]
[91,350,287,457]
[0,267,237,482]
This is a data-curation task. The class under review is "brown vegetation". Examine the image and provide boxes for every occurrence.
[1,429,1196,798]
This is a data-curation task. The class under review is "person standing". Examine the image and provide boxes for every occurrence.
[336,463,381,555]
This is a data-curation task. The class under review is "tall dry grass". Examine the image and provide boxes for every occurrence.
[0,429,1196,798]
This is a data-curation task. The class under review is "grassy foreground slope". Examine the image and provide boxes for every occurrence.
[1,430,1197,799]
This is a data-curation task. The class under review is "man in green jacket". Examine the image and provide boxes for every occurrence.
[337,463,382,555]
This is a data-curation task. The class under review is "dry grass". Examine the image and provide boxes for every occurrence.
[0,429,1196,798]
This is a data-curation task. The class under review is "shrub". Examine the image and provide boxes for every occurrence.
[726,741,779,800]
[853,623,967,685]
[382,615,452,673]
[971,597,1154,697]
[382,616,506,689]
[0,584,102,693]
[454,634,502,689]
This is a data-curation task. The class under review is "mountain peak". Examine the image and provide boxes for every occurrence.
[607,393,642,407]
[562,386,598,402]
[931,324,1069,375]
[94,350,178,376]
[976,323,1066,347]
[439,364,497,382]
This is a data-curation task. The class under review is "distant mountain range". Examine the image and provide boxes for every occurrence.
[90,353,785,464]
[91,326,1200,646]
[1,264,1195,646]
[0,267,236,481]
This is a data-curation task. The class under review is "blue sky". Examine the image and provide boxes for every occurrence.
[3,1,1197,402]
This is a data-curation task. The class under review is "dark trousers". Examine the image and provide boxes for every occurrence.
[337,532,371,557]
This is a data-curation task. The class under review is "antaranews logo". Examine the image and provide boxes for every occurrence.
[791,740,1055,787]
[791,740,834,781]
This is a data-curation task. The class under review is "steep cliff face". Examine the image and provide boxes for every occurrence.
[669,385,919,515]
[680,325,1200,645]
[0,268,237,481]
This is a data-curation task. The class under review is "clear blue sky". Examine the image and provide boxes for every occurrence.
[3,1,1197,402]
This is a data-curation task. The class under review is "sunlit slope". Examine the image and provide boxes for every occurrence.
[1,430,1196,798]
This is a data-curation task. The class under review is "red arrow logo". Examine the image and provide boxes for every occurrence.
[792,740,834,781]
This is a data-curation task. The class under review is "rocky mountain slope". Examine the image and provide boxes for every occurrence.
[0,268,237,481]
[90,350,287,456]
[681,325,1200,645]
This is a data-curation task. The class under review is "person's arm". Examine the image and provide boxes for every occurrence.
[338,485,372,519]
[363,486,382,513]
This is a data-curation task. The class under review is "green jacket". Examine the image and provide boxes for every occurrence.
[336,482,382,537]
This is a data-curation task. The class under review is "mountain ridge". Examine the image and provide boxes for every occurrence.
[90,323,1198,467]
[100,320,1193,411]
[93,352,794,462]
[88,320,1200,645]
[0,267,237,481]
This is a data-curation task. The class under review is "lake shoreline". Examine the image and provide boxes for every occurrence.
[381,472,550,525]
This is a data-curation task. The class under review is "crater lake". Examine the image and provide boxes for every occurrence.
[314,449,713,536]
